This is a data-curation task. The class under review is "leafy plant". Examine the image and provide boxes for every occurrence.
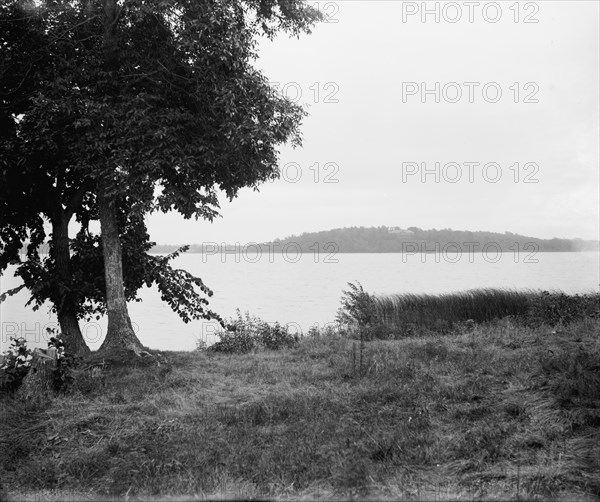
[209,310,299,354]
[525,291,600,327]
[195,339,208,352]
[0,337,33,393]
[307,324,339,338]
[47,329,78,392]
[0,329,79,394]
[336,282,378,328]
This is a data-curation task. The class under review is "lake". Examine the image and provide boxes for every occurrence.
[1,251,598,352]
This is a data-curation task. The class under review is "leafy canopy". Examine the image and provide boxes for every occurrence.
[0,0,320,326]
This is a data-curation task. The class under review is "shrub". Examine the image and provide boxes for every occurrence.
[335,282,378,328]
[0,337,33,393]
[195,339,208,352]
[525,291,600,327]
[0,330,78,394]
[47,331,78,392]
[307,324,340,338]
[259,322,298,350]
[209,310,299,354]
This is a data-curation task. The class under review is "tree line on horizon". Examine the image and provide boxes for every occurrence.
[150,226,600,254]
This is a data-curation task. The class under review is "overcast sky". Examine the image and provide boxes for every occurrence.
[148,0,599,245]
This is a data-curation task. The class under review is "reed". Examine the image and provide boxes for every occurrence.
[373,288,534,329]
[338,284,599,338]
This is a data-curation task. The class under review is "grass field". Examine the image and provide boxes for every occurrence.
[1,311,599,500]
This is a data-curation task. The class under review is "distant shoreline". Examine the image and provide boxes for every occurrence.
[152,225,600,254]
[149,248,599,254]
[19,226,600,255]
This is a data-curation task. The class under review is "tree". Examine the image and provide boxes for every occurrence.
[0,3,199,355]
[0,2,221,353]
[90,0,319,353]
[0,3,94,354]
[1,0,320,354]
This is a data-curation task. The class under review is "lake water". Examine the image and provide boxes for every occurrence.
[1,251,598,352]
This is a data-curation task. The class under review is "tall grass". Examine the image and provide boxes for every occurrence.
[337,283,600,338]
[373,288,534,329]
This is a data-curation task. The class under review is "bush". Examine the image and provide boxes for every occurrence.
[525,291,600,327]
[336,282,378,328]
[306,324,340,338]
[0,337,32,393]
[0,330,78,394]
[47,332,78,392]
[208,310,299,354]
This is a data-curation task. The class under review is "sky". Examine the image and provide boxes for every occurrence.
[147,0,600,245]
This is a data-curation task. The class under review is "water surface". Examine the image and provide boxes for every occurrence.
[1,251,598,351]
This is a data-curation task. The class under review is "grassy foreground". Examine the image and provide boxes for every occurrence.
[2,318,600,501]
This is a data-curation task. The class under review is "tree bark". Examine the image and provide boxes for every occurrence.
[97,183,143,354]
[17,348,57,400]
[95,0,143,355]
[51,213,90,356]
[57,308,89,355]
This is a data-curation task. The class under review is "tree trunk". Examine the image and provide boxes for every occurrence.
[51,214,90,356]
[17,348,57,400]
[97,183,144,354]
[57,308,89,356]
[96,0,143,355]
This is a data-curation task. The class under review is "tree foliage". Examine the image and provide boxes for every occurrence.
[0,0,320,352]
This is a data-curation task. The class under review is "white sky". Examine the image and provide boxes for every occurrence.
[147,0,600,244]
